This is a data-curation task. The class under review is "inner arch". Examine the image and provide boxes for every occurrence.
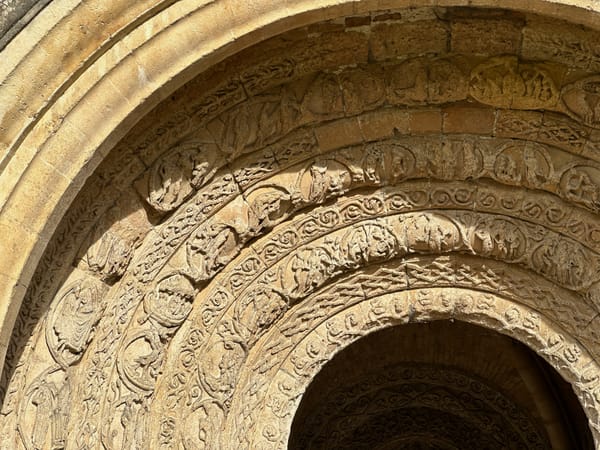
[289,321,594,449]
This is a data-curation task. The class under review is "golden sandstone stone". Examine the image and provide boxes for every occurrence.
[2,1,600,449]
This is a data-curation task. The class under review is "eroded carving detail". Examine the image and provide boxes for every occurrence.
[45,280,105,368]
[145,140,225,213]
[469,57,559,109]
[562,76,600,129]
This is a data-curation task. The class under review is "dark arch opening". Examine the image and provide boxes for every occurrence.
[289,320,593,449]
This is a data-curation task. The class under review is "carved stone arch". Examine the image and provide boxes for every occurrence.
[4,2,600,449]
[223,287,600,449]
[3,0,600,373]
[146,211,600,447]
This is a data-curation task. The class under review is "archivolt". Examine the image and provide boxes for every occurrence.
[4,5,600,450]
[3,1,600,377]
[228,287,600,449]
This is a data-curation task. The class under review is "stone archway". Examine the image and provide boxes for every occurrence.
[224,287,599,448]
[288,321,594,449]
[3,3,600,449]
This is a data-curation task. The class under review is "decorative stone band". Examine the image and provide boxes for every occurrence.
[149,254,595,448]
[68,199,600,447]
[227,288,600,449]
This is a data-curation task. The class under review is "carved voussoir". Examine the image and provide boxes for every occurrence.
[469,56,560,110]
[45,276,108,369]
[139,139,226,214]
[562,76,600,129]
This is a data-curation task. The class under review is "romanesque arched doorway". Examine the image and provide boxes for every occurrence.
[2,3,600,449]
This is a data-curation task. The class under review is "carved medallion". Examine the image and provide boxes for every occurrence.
[147,140,223,212]
[117,330,163,392]
[142,273,196,328]
[562,76,600,129]
[45,280,104,368]
[493,143,552,188]
[559,165,600,211]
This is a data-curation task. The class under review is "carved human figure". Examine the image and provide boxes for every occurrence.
[473,219,525,260]
[187,225,241,282]
[30,384,53,449]
[561,168,600,210]
[495,152,521,183]
[305,160,351,203]
[427,142,456,180]
[201,323,247,405]
[523,147,550,185]
[342,224,397,266]
[143,273,196,328]
[147,142,222,212]
[54,292,94,355]
[247,187,293,233]
[533,239,587,287]
[117,396,145,450]
[289,247,335,296]
[362,146,384,184]
[335,146,386,186]
[494,145,551,187]
[427,141,481,180]
[389,146,415,182]
[46,281,103,367]
[208,92,296,157]
[234,288,288,339]
[51,377,71,450]
[18,372,72,450]
[470,57,559,109]
[406,214,460,253]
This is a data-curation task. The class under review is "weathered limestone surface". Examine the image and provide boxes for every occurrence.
[3,1,600,449]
